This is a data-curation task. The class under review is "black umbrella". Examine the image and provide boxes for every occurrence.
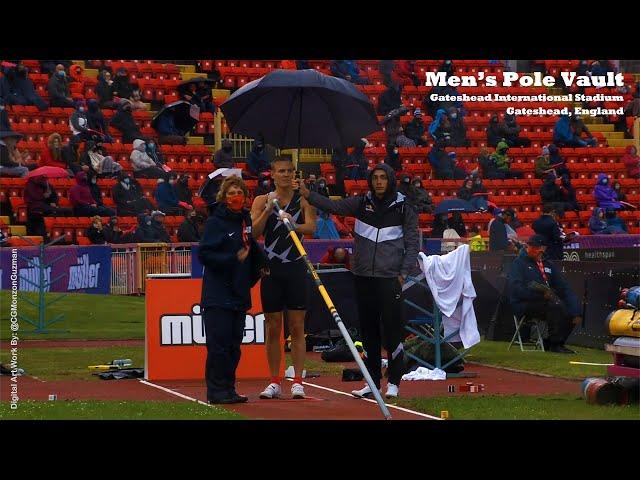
[177,77,216,94]
[220,69,380,149]
[434,198,477,215]
[151,100,198,136]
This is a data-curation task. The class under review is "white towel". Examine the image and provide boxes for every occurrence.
[417,244,481,349]
[401,367,447,381]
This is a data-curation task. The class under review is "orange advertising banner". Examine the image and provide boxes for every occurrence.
[145,278,279,381]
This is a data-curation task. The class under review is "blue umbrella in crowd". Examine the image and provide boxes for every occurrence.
[220,69,380,149]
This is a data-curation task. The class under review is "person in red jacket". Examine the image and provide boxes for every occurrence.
[39,133,70,172]
[320,246,351,269]
[622,145,639,179]
[69,171,114,217]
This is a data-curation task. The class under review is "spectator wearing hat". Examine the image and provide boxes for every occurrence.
[86,99,111,142]
[150,210,172,243]
[489,141,523,179]
[593,173,621,210]
[404,108,429,146]
[448,107,470,147]
[458,177,488,212]
[112,171,153,216]
[110,100,145,144]
[0,131,30,177]
[532,205,564,260]
[130,139,164,179]
[428,108,451,145]
[214,139,235,169]
[246,138,270,177]
[489,209,517,252]
[535,146,552,179]
[47,64,75,108]
[508,234,581,354]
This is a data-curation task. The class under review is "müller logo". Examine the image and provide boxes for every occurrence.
[160,304,265,346]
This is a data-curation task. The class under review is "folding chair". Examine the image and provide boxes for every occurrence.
[508,315,546,352]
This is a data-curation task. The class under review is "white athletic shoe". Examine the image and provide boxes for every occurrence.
[291,383,306,399]
[259,383,282,399]
[385,383,399,399]
[351,384,381,399]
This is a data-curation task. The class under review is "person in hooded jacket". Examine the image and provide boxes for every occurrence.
[298,163,419,400]
[486,115,503,148]
[96,69,116,108]
[430,213,448,239]
[593,173,621,210]
[149,210,171,242]
[409,177,434,214]
[110,100,144,144]
[559,174,580,211]
[199,175,267,404]
[589,207,613,234]
[377,78,402,116]
[329,60,369,85]
[111,68,135,101]
[254,173,273,197]
[154,109,187,145]
[547,144,570,178]
[24,175,72,236]
[86,99,112,142]
[69,171,115,216]
[384,143,402,172]
[112,170,153,216]
[501,113,531,148]
[0,62,47,110]
[155,173,192,215]
[532,205,565,260]
[178,210,202,242]
[86,170,104,207]
[348,139,369,180]
[458,177,488,211]
[130,139,164,178]
[39,133,68,171]
[47,65,74,108]
[134,214,156,242]
[490,141,523,179]
[621,145,639,179]
[448,107,470,147]
[175,174,193,205]
[604,209,628,234]
[540,173,567,216]
[404,108,429,146]
[246,138,270,177]
[612,181,628,204]
[81,140,122,177]
[214,139,234,168]
[428,108,451,144]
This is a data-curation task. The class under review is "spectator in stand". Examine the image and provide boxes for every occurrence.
[394,127,416,148]
[87,215,107,244]
[320,246,351,269]
[398,174,411,197]
[103,216,124,244]
[605,209,628,234]
[541,173,574,217]
[61,139,87,175]
[589,207,614,234]
[448,107,470,147]
[329,60,369,85]
[155,172,193,215]
[501,113,531,148]
[69,171,115,217]
[39,60,72,76]
[214,139,234,168]
[0,99,10,131]
[348,139,369,180]
[24,175,72,236]
[377,78,402,116]
[618,93,640,138]
[458,177,488,212]
[255,173,273,197]
[422,83,463,119]
[428,108,451,144]
[0,62,48,111]
[553,114,596,148]
[532,205,564,260]
[478,146,502,180]
[150,210,171,242]
[175,174,193,205]
[96,69,116,108]
[430,213,448,239]
[112,171,153,216]
[621,145,639,179]
[39,133,68,170]
[134,214,156,242]
[128,88,146,111]
[428,138,451,179]
[86,170,105,207]
[559,174,580,212]
[593,173,621,210]
[489,209,517,253]
[146,140,166,169]
[69,103,94,147]
[438,60,455,78]
[404,108,429,146]
[246,138,270,177]
[178,210,202,242]
[331,147,348,196]
[409,176,434,214]
[131,139,164,178]
[471,174,488,202]
[468,227,487,252]
[47,64,75,108]
[490,141,523,179]
[535,146,553,178]
[548,143,570,178]
[612,181,628,204]
[81,140,122,177]
[486,115,503,148]
[448,211,467,237]
[154,108,187,145]
[86,99,111,142]
[110,100,145,144]
[111,67,135,101]
[2,130,37,171]
[570,115,597,147]
[0,131,30,177]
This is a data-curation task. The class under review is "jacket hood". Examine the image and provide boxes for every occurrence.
[132,139,146,151]
[75,171,88,185]
[367,163,398,201]
[496,140,509,153]
[596,173,609,185]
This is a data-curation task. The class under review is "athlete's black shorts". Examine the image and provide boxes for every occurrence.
[260,262,307,313]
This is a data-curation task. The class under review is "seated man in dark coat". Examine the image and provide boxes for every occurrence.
[508,234,581,353]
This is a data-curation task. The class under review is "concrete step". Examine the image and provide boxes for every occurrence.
[0,216,10,225]
[186,136,204,145]
[9,225,26,236]
[583,116,603,124]
[587,124,615,132]
[180,71,206,81]
[177,64,196,74]
[298,153,332,164]
[601,131,625,139]
[607,138,636,148]
[72,60,86,69]
[84,68,99,79]
[213,89,231,101]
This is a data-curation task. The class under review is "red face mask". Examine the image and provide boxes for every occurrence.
[226,193,245,212]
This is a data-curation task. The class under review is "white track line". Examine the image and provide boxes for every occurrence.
[286,379,442,420]
[139,379,210,407]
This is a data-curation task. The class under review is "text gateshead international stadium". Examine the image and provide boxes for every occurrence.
[428,93,625,102]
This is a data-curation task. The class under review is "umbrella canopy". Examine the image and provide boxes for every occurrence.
[177,77,216,94]
[26,166,69,179]
[151,100,198,136]
[220,69,380,149]
[434,198,477,215]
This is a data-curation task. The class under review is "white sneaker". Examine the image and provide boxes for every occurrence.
[291,383,305,399]
[351,384,381,399]
[259,383,282,399]
[385,383,399,399]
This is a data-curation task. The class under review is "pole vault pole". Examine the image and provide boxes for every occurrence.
[272,199,392,420]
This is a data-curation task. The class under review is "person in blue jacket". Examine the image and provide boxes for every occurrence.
[198,175,268,404]
[508,234,581,353]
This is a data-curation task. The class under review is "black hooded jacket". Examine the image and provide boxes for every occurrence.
[198,203,267,311]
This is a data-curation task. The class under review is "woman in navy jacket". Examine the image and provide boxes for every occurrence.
[198,176,267,404]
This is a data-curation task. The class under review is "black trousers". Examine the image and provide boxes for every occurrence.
[354,276,406,388]
[203,306,245,401]
[523,299,573,345]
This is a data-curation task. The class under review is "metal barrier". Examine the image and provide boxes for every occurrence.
[111,244,138,295]
[168,243,193,274]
